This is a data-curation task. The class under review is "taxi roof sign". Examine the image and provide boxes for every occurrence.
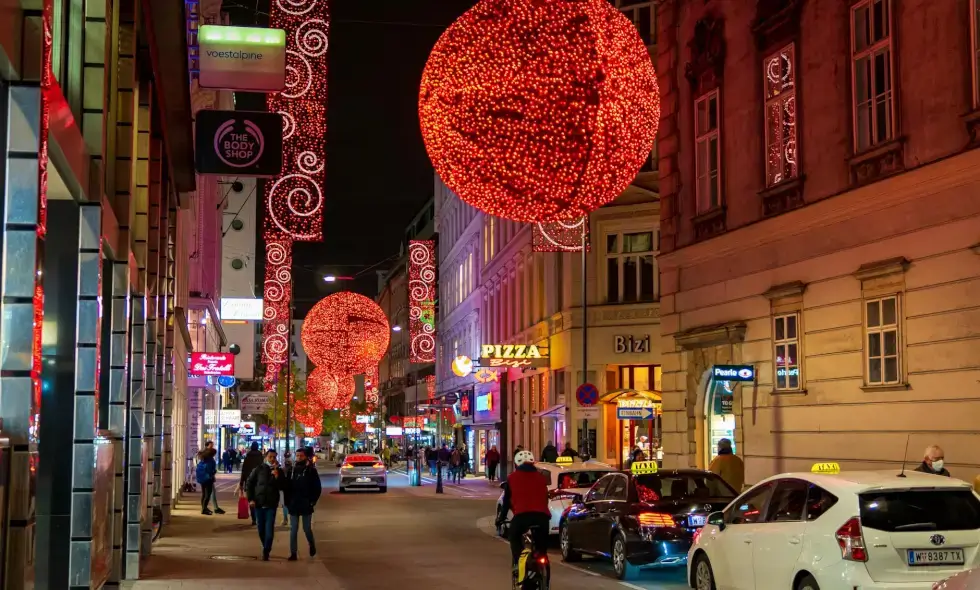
[630,461,659,475]
[811,462,841,475]
[555,457,573,464]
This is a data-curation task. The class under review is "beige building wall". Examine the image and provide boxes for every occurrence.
[659,148,980,484]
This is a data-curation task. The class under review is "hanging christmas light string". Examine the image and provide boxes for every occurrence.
[419,0,660,223]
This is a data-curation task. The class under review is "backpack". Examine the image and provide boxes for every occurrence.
[195,459,211,484]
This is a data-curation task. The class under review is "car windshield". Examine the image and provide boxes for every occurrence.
[859,490,980,532]
[634,473,737,503]
[556,471,612,490]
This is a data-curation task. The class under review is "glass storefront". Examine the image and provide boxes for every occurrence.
[465,427,500,475]
[703,372,737,465]
[603,365,663,468]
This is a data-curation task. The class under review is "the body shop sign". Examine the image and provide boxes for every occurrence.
[195,110,283,177]
[199,25,286,92]
[190,353,235,377]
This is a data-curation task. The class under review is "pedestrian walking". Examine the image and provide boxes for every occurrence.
[438,443,452,479]
[239,441,264,525]
[485,446,500,482]
[425,446,436,476]
[460,446,470,479]
[195,442,224,514]
[450,446,462,483]
[281,450,293,526]
[708,438,745,491]
[246,450,286,561]
[222,449,233,474]
[285,448,322,560]
[560,442,579,459]
[914,444,951,477]
[540,441,559,463]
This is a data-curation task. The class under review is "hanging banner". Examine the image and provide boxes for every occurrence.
[240,393,274,414]
[408,240,436,363]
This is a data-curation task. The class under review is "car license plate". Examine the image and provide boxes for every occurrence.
[907,549,965,566]
[356,477,371,483]
[688,514,706,527]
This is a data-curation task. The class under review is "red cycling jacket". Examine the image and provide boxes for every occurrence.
[505,467,549,516]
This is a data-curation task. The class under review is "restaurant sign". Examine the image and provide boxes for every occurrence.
[190,352,235,377]
[479,344,549,368]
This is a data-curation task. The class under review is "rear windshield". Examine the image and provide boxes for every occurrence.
[634,473,737,503]
[555,471,612,490]
[859,490,980,532]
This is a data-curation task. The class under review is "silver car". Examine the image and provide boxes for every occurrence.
[339,453,387,493]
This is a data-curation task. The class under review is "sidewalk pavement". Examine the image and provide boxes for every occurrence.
[390,464,502,500]
[122,473,343,590]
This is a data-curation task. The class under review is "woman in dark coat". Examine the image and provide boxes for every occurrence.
[285,447,322,560]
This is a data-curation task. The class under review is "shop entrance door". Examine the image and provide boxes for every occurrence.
[702,373,737,466]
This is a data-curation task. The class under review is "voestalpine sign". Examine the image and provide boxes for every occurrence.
[198,25,286,91]
[479,344,549,368]
[195,110,283,177]
[190,353,235,377]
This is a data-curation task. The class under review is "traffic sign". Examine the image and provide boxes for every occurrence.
[617,406,654,420]
[444,392,459,404]
[576,383,599,407]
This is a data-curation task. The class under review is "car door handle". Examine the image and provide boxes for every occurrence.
[788,537,801,545]
[743,539,752,544]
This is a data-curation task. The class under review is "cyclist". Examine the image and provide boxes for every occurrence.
[498,450,550,582]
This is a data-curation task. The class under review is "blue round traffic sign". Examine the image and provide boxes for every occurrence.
[576,383,599,407]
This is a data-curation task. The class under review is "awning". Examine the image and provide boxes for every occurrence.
[599,389,662,404]
[534,404,566,419]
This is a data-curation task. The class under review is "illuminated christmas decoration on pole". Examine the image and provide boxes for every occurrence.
[408,240,436,364]
[261,0,330,389]
[532,217,591,252]
[300,291,390,377]
[419,0,660,223]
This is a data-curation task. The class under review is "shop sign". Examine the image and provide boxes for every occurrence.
[386,426,403,436]
[617,406,654,420]
[355,415,372,424]
[240,393,273,414]
[776,367,800,377]
[617,398,654,408]
[238,421,256,436]
[404,427,421,435]
[403,417,427,428]
[713,393,734,415]
[204,409,242,425]
[195,110,283,177]
[451,355,473,377]
[712,365,756,382]
[613,335,650,354]
[198,25,287,91]
[444,392,459,405]
[190,352,235,377]
[479,344,549,368]
[475,368,498,383]
[476,393,493,412]
[460,391,472,417]
[220,297,264,321]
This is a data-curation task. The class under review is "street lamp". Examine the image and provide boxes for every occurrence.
[392,325,402,332]
[323,275,337,282]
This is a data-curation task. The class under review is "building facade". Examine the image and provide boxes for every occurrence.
[657,0,980,483]
[220,177,259,383]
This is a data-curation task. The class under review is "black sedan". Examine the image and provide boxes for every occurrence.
[558,465,737,580]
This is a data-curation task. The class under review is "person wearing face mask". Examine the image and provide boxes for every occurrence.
[285,447,322,561]
[246,450,286,560]
[914,444,950,477]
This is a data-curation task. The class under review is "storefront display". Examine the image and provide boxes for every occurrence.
[701,365,749,465]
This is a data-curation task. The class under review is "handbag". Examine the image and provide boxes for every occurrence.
[237,495,250,520]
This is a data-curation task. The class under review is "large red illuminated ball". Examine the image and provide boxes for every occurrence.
[419,0,660,223]
[301,292,390,376]
[306,366,339,409]
[293,398,324,434]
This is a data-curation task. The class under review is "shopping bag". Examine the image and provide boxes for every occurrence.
[237,495,249,520]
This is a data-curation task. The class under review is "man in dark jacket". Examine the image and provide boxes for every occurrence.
[196,443,223,515]
[246,450,286,560]
[540,441,559,463]
[239,442,264,524]
[560,442,580,459]
[914,444,951,477]
[285,447,322,560]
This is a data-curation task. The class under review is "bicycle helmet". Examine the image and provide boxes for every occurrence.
[514,450,535,467]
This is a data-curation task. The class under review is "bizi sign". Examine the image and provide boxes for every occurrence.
[195,110,283,177]
[479,344,548,368]
[190,353,235,377]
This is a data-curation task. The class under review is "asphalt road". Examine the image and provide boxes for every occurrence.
[313,471,689,590]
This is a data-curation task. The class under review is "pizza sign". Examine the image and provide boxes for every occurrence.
[189,352,235,376]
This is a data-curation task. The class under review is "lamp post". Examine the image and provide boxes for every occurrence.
[580,214,590,460]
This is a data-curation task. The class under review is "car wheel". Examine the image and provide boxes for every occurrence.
[559,524,581,562]
[379,486,387,493]
[796,574,819,590]
[338,487,347,494]
[693,554,716,590]
[612,535,638,580]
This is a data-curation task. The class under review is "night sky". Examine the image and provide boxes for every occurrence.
[225,0,476,315]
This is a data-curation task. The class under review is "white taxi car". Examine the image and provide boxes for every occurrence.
[339,453,387,493]
[496,457,614,536]
[688,463,980,590]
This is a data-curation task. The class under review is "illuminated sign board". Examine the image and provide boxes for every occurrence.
[238,421,256,436]
[385,426,403,436]
[204,409,242,425]
[479,344,549,368]
[712,365,756,382]
[476,393,493,412]
[451,355,473,377]
[221,297,265,321]
[355,415,372,424]
[408,240,437,364]
[195,110,283,177]
[199,25,286,92]
[190,353,235,376]
[475,368,498,383]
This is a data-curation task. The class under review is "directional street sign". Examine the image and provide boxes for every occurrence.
[616,406,654,421]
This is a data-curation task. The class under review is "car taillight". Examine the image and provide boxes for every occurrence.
[692,528,702,544]
[637,512,675,527]
[342,463,352,469]
[835,517,868,562]
[373,462,385,469]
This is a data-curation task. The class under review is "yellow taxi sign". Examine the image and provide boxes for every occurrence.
[811,462,841,475]
[555,456,573,464]
[630,461,659,475]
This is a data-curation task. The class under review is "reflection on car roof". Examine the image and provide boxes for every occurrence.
[762,470,973,492]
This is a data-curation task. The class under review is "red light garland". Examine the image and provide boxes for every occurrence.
[419,0,660,223]
[364,365,379,409]
[408,240,436,364]
[300,292,390,377]
[261,239,292,371]
[532,217,591,252]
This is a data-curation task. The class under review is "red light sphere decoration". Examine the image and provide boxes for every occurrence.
[331,373,356,410]
[301,292,390,377]
[306,366,339,408]
[293,398,324,436]
[418,0,660,223]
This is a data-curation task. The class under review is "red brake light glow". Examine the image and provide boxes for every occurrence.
[692,528,702,544]
[835,517,868,562]
[373,462,385,469]
[637,512,675,527]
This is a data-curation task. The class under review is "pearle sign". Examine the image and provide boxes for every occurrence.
[190,353,235,377]
[198,25,286,92]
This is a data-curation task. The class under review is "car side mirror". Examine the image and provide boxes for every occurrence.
[708,511,726,531]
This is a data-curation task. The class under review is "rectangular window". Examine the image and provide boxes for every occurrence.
[695,90,721,212]
[851,0,895,151]
[605,231,659,303]
[865,295,900,385]
[773,313,801,390]
[616,0,656,46]
[764,43,799,186]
